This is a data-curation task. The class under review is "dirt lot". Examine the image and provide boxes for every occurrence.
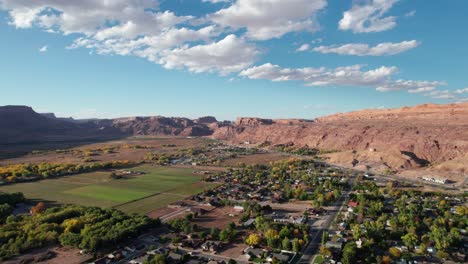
[147,206,179,219]
[218,242,250,261]
[0,137,210,165]
[192,206,241,229]
[3,246,92,264]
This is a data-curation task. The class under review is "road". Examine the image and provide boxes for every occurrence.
[160,206,192,223]
[174,247,249,264]
[298,174,356,264]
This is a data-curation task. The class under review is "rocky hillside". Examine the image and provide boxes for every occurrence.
[0,106,118,144]
[1,104,467,180]
[0,106,219,144]
[93,116,216,137]
[213,103,468,179]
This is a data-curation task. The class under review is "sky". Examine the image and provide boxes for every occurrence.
[0,0,467,121]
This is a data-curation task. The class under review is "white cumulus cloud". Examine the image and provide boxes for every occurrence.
[158,34,259,75]
[240,63,445,93]
[202,0,231,3]
[313,40,420,56]
[38,45,48,52]
[339,0,399,33]
[210,0,327,40]
[296,44,310,52]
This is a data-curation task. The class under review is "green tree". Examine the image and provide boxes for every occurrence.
[401,232,418,249]
[341,242,357,264]
[282,237,291,251]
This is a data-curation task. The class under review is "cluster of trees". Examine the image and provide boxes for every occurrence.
[0,160,134,184]
[336,180,466,263]
[0,192,25,223]
[246,216,309,252]
[211,159,346,206]
[145,146,260,166]
[32,147,117,157]
[239,201,272,222]
[168,216,238,243]
[144,152,182,165]
[274,146,337,157]
[0,204,159,260]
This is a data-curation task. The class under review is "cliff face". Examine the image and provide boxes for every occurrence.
[2,103,467,178]
[213,103,468,177]
[0,106,115,144]
[93,116,213,137]
[0,106,220,145]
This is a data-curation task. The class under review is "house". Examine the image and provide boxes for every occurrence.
[182,239,203,249]
[326,241,343,250]
[168,201,187,209]
[294,216,306,224]
[427,247,437,255]
[168,252,183,262]
[233,205,244,212]
[201,241,222,252]
[91,257,111,264]
[243,218,256,227]
[189,207,208,215]
[266,253,291,263]
[348,201,358,207]
[186,260,203,264]
[244,247,266,259]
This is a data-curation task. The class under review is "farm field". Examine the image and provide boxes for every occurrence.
[0,165,219,214]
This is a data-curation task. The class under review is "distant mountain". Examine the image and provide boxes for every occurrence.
[213,103,468,179]
[92,116,213,137]
[0,106,119,144]
[0,106,217,145]
[2,103,468,179]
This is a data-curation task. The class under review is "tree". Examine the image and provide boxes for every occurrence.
[279,226,291,238]
[246,233,261,246]
[265,229,279,248]
[319,246,332,258]
[146,254,167,264]
[282,237,291,251]
[429,225,449,250]
[381,255,391,264]
[401,232,418,249]
[321,231,328,245]
[291,239,300,252]
[388,247,401,258]
[455,205,468,216]
[341,242,357,264]
[0,204,13,222]
[210,227,219,240]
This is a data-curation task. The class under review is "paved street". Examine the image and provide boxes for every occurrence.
[298,175,356,264]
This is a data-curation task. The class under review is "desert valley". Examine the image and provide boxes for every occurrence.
[0,103,466,264]
[1,1,467,263]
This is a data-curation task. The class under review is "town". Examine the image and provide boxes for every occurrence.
[2,146,465,264]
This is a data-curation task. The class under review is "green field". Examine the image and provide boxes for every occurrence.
[0,165,219,214]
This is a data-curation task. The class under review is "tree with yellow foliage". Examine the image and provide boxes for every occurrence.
[245,233,261,246]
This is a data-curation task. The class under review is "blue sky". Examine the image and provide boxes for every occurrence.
[0,0,467,120]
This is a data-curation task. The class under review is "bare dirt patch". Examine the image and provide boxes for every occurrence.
[0,137,209,165]
[147,206,179,219]
[3,246,92,264]
[217,243,249,260]
[192,206,241,230]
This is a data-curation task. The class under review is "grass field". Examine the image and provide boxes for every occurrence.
[0,165,219,214]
